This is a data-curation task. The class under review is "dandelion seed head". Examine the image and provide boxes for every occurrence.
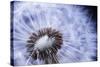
[11,1,97,66]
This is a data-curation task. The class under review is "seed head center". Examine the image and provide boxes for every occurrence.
[34,35,55,50]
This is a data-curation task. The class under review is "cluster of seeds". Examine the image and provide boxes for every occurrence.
[26,28,63,64]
